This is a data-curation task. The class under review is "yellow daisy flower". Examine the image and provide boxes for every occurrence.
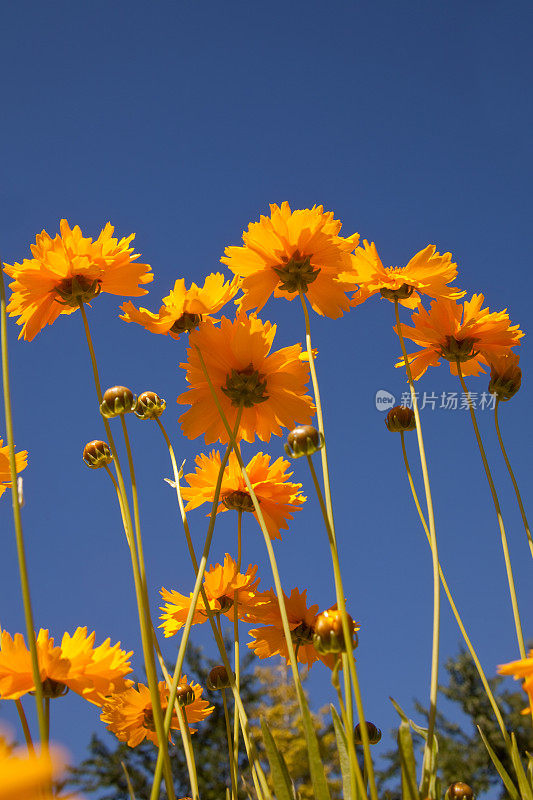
[0,439,27,499]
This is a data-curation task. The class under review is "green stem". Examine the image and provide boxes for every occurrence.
[78,305,175,800]
[457,364,526,660]
[15,699,34,754]
[44,696,50,743]
[331,658,366,800]
[233,511,242,783]
[494,399,533,560]
[120,414,176,800]
[395,299,440,795]
[399,431,510,747]
[0,266,47,746]
[218,616,238,800]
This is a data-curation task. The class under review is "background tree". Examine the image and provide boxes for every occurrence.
[376,649,533,800]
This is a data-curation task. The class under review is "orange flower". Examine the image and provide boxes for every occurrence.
[396,294,524,380]
[0,628,132,704]
[348,240,464,309]
[177,313,315,444]
[0,742,71,800]
[221,202,359,318]
[0,439,27,499]
[181,450,306,540]
[101,678,214,746]
[246,588,355,670]
[498,652,533,714]
[487,351,522,401]
[120,272,239,339]
[160,554,264,637]
[4,220,152,341]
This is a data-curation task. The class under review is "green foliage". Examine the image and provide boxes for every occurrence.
[376,649,533,800]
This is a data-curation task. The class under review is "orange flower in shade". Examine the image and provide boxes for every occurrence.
[160,554,264,637]
[120,272,240,340]
[246,588,359,670]
[101,678,214,746]
[4,220,152,341]
[177,314,315,444]
[221,202,359,319]
[395,294,524,381]
[498,652,533,713]
[181,450,306,540]
[487,351,522,401]
[0,628,132,704]
[347,240,464,309]
[0,439,27,499]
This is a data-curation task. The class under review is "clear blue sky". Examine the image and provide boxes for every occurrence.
[1,0,532,790]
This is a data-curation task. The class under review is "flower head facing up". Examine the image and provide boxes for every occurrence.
[180,450,306,540]
[160,554,265,638]
[396,294,524,381]
[177,314,315,444]
[101,677,214,747]
[348,241,464,309]
[488,352,522,401]
[4,220,152,341]
[221,202,359,319]
[246,587,358,670]
[120,273,239,340]
[0,439,27,499]
[0,628,133,705]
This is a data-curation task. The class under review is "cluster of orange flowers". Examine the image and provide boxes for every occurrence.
[0,200,528,761]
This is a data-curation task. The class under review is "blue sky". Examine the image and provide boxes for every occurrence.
[1,0,532,791]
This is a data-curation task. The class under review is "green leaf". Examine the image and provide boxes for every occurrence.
[260,718,295,800]
[330,704,353,800]
[398,719,420,800]
[477,726,519,800]
[120,761,136,800]
[510,732,533,800]
[295,683,331,800]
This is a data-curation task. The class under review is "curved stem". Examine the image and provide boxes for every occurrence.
[457,364,526,660]
[395,299,440,795]
[399,431,510,746]
[15,699,34,754]
[494,399,533,560]
[0,266,47,746]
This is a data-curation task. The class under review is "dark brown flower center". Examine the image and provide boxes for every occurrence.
[143,707,156,731]
[221,364,269,408]
[272,250,321,294]
[439,336,479,363]
[222,490,255,513]
[54,275,102,307]
[34,678,69,699]
[170,313,202,335]
[379,283,414,301]
[291,622,315,646]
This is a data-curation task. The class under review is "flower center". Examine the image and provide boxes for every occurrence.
[36,678,69,699]
[221,364,269,408]
[170,313,202,335]
[272,250,321,294]
[291,622,315,646]
[222,490,255,513]
[439,336,479,363]
[216,595,234,614]
[143,707,157,731]
[54,276,102,307]
[379,283,415,301]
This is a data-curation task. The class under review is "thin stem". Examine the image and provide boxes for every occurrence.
[395,299,440,795]
[457,364,526,660]
[331,658,366,800]
[15,699,34,754]
[44,697,50,743]
[218,615,238,800]
[0,266,47,746]
[494,399,533,560]
[400,431,510,746]
[233,510,243,781]
[120,414,176,800]
[306,456,373,800]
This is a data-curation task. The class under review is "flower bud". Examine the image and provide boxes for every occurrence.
[134,391,167,420]
[488,358,521,402]
[354,721,382,745]
[207,665,233,691]
[100,386,137,418]
[175,683,195,707]
[385,406,415,433]
[445,783,474,800]
[285,425,324,458]
[314,608,358,654]
[83,440,113,469]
